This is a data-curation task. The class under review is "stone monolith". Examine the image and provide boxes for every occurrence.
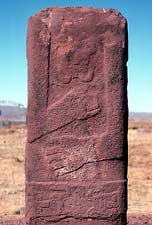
[26,7,128,225]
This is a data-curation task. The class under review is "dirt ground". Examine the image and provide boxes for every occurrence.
[0,120,152,216]
[128,120,152,214]
[0,125,26,215]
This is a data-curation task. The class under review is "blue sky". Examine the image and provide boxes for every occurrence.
[0,0,152,112]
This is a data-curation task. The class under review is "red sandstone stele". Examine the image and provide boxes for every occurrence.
[26,7,128,225]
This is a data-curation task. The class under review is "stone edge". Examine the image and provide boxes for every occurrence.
[1,215,152,224]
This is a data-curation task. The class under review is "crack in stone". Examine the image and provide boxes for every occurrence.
[29,120,75,143]
[35,214,114,223]
[46,30,51,108]
[61,157,123,176]
[53,166,65,171]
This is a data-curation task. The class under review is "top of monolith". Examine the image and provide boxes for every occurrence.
[32,6,127,28]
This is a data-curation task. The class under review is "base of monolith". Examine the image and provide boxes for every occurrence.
[1,214,152,225]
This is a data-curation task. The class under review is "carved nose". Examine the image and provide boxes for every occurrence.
[78,69,94,82]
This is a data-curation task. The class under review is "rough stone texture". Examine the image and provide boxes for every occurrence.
[26,7,128,225]
[1,215,152,225]
[127,214,152,224]
[0,216,25,225]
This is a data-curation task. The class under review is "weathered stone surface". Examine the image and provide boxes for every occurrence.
[26,7,128,225]
[0,216,25,225]
[127,214,152,224]
[1,215,152,225]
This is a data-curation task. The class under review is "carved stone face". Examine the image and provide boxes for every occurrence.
[51,38,99,85]
[45,28,107,137]
[48,32,105,114]
[59,40,97,84]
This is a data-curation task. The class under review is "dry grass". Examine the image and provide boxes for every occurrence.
[0,125,26,215]
[0,120,152,215]
[128,120,152,214]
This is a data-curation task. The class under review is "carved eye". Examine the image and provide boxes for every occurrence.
[62,75,72,84]
[78,70,94,82]
[57,70,72,84]
[65,50,74,62]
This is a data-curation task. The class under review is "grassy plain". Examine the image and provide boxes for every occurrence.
[128,120,152,214]
[0,120,152,215]
[0,125,26,215]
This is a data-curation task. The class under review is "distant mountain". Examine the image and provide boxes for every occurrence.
[0,100,24,108]
[0,101,26,122]
[129,112,152,120]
